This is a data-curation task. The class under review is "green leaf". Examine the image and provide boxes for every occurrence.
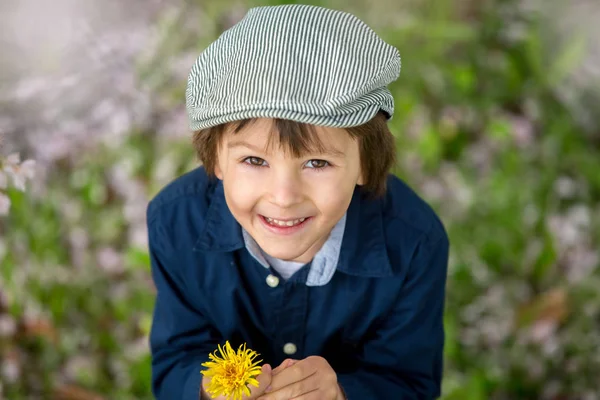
[547,34,587,85]
[125,247,151,272]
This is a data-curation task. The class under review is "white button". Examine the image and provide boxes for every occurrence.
[283,343,297,355]
[266,274,279,288]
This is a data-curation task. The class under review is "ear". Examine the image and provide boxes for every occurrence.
[214,162,224,180]
[356,170,365,186]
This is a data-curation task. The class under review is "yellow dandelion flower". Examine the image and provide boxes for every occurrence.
[201,341,263,400]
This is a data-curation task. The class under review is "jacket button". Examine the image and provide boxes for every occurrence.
[283,343,297,355]
[266,274,279,288]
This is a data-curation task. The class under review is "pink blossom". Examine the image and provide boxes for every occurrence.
[0,193,10,216]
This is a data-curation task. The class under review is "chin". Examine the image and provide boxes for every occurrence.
[263,246,306,262]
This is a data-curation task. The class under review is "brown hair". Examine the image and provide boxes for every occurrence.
[192,111,396,197]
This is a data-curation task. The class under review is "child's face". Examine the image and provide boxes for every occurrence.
[214,118,363,263]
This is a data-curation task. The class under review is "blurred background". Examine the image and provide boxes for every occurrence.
[1,0,599,398]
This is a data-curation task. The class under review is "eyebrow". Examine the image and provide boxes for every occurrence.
[227,140,345,157]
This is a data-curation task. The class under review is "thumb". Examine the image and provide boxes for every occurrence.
[272,358,298,376]
[247,364,272,399]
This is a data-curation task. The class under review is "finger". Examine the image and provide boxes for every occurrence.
[263,361,317,395]
[272,359,298,376]
[271,359,291,375]
[290,389,322,400]
[246,364,272,399]
[258,373,320,400]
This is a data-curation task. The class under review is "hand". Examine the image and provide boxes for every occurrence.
[201,364,273,400]
[271,358,298,375]
[257,356,344,400]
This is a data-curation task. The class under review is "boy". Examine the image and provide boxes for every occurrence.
[148,4,449,400]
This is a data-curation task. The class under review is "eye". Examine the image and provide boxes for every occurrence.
[243,157,267,167]
[305,159,329,169]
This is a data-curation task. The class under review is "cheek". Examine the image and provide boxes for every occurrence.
[223,170,261,214]
[307,173,356,216]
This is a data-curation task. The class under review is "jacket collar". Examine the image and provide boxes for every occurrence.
[193,179,393,278]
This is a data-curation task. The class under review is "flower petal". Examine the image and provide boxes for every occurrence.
[20,160,36,179]
[11,174,26,192]
[0,192,10,216]
[6,153,20,165]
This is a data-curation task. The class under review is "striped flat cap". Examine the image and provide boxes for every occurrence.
[186,4,401,131]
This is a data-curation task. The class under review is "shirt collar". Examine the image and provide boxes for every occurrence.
[193,180,245,252]
[335,187,394,277]
[242,213,347,286]
[193,179,393,278]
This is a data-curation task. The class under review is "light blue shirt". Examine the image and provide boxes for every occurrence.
[242,213,347,286]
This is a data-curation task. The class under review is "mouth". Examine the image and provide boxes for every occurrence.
[259,215,312,234]
[263,216,307,227]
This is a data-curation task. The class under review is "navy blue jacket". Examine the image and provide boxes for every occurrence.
[148,167,449,399]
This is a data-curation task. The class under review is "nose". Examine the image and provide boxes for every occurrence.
[266,168,303,209]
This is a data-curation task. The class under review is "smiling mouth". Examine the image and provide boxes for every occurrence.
[261,216,310,227]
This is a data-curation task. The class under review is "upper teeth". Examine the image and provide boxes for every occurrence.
[266,217,306,226]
